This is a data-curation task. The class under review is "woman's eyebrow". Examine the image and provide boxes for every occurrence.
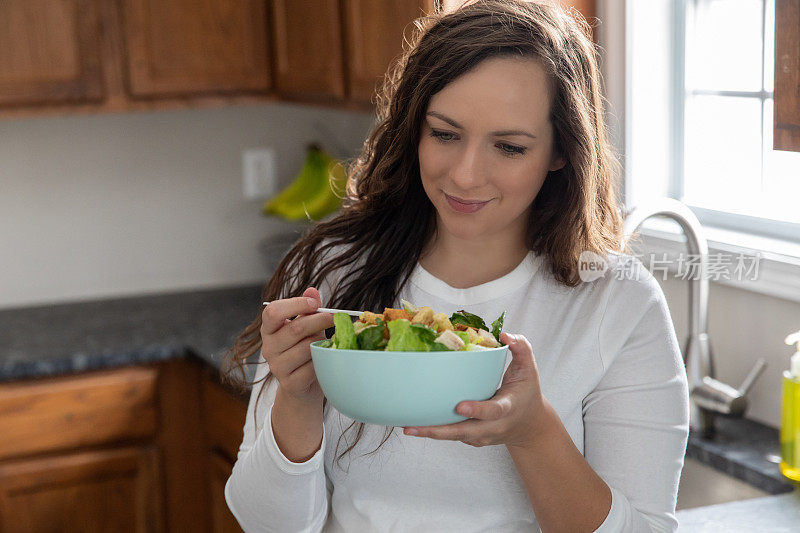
[426,111,536,139]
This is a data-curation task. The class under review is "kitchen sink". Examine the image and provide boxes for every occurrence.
[677,457,769,510]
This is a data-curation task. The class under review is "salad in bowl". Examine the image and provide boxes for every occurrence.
[310,300,509,426]
[319,299,506,352]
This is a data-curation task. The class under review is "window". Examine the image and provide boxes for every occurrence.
[682,0,800,231]
[626,0,800,243]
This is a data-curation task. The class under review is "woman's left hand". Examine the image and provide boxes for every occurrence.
[403,332,552,450]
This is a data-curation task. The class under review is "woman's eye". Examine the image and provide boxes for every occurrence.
[430,130,456,142]
[498,143,526,156]
[429,130,526,156]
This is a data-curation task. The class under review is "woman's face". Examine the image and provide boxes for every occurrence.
[418,56,564,245]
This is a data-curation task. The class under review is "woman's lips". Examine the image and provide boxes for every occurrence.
[444,193,491,213]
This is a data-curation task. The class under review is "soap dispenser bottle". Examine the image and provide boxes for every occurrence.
[780,329,800,482]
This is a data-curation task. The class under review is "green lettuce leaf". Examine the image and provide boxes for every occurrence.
[453,331,470,346]
[450,310,488,331]
[410,323,437,346]
[400,298,418,314]
[357,318,385,350]
[386,319,430,351]
[491,311,506,341]
[333,312,358,350]
[318,338,334,348]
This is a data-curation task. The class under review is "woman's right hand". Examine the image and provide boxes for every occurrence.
[260,287,334,407]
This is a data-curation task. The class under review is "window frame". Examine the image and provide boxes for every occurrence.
[671,0,800,243]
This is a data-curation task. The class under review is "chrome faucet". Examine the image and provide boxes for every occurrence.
[623,197,766,438]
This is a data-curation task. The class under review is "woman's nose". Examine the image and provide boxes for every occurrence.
[450,142,487,189]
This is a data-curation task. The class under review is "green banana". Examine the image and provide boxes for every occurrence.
[298,151,347,220]
[262,144,327,218]
[262,144,347,221]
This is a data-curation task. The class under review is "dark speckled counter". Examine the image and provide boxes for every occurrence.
[0,283,795,496]
[0,284,263,383]
[687,417,795,496]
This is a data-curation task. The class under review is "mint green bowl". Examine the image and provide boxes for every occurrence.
[309,340,508,427]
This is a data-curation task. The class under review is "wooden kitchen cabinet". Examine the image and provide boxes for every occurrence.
[201,370,248,533]
[0,0,441,117]
[208,451,244,533]
[0,366,162,531]
[0,366,159,461]
[201,371,248,463]
[273,0,438,105]
[0,0,280,118]
[342,0,434,104]
[271,0,347,102]
[775,0,800,152]
[0,0,599,118]
[0,357,253,531]
[121,0,272,98]
[0,0,105,107]
[0,446,162,533]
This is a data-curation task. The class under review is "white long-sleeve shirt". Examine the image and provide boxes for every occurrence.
[225,250,690,532]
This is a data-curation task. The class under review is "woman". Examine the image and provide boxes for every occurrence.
[224,1,690,531]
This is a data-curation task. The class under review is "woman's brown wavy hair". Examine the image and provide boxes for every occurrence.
[224,0,626,471]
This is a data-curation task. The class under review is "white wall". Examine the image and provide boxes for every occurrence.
[659,276,800,429]
[0,102,375,309]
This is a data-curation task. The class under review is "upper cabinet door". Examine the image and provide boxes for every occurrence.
[343,0,433,104]
[271,0,346,101]
[121,0,271,98]
[775,0,800,152]
[0,0,104,107]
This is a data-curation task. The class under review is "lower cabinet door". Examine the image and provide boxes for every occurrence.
[209,451,242,533]
[0,446,162,532]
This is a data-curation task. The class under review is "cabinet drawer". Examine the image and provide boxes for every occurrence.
[0,367,158,460]
[0,446,162,532]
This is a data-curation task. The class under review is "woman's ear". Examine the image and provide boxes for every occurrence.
[548,155,566,172]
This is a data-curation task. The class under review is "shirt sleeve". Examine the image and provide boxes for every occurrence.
[585,269,691,532]
[225,356,330,532]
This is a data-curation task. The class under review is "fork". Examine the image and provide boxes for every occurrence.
[262,301,362,317]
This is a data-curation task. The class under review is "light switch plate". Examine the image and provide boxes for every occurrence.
[242,148,278,200]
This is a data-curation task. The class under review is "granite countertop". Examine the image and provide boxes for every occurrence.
[676,489,800,532]
[0,283,795,496]
[687,416,794,495]
[0,284,263,383]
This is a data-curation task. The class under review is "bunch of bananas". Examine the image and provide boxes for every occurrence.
[262,144,347,221]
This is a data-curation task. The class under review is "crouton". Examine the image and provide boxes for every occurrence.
[383,307,414,322]
[432,312,453,332]
[453,322,469,332]
[359,311,382,325]
[411,306,434,326]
